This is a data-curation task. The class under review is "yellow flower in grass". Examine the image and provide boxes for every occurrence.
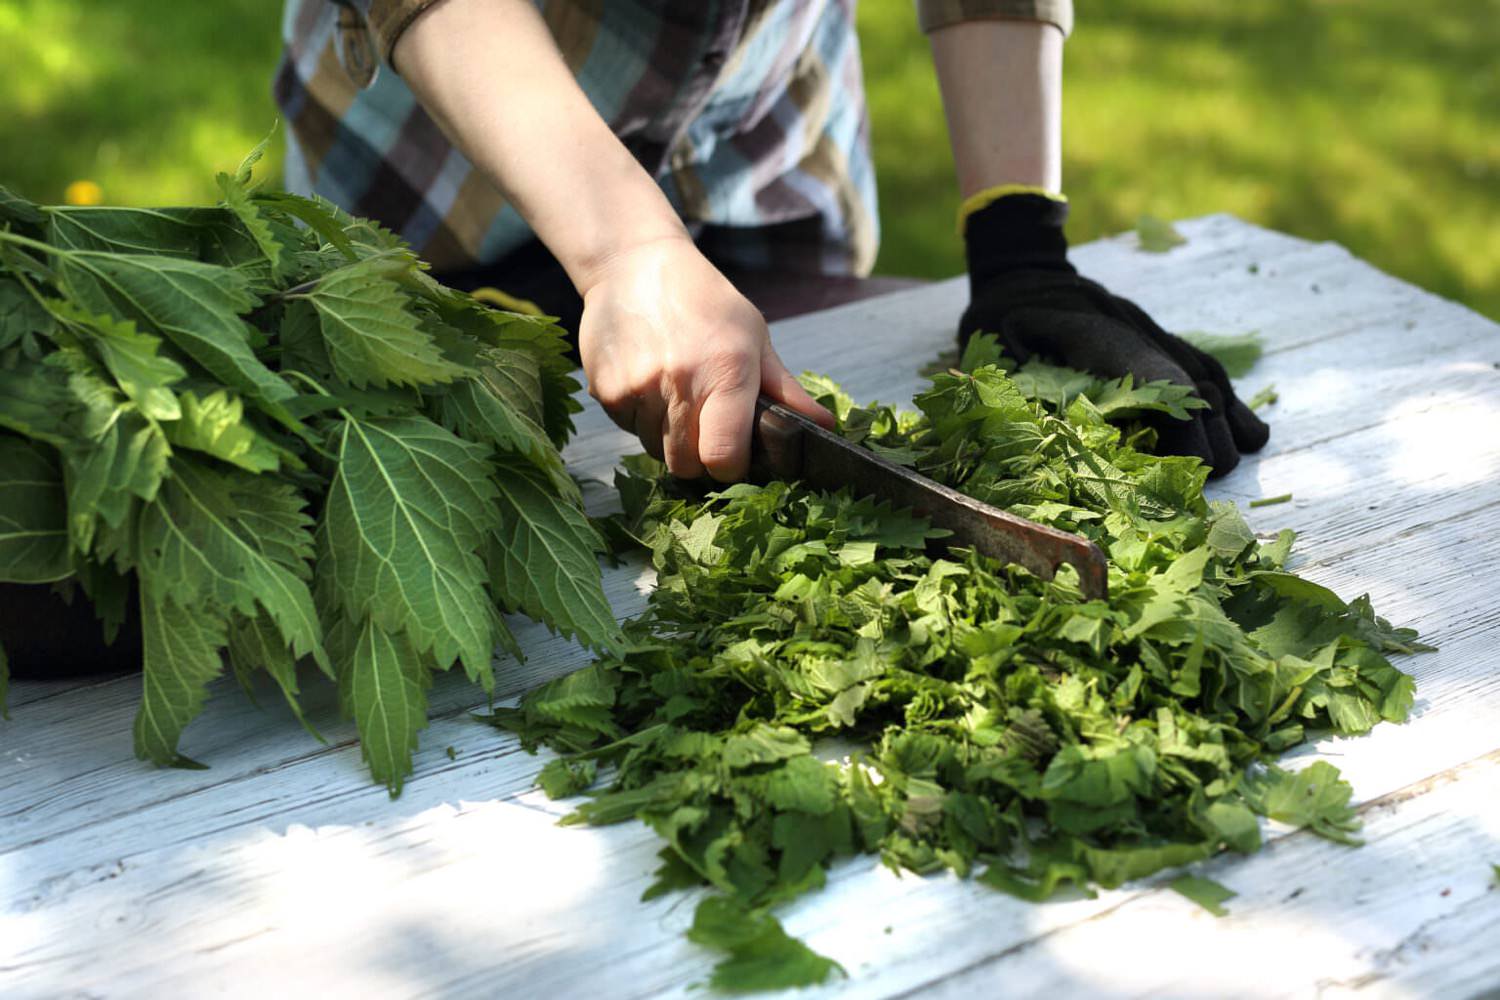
[64,180,104,206]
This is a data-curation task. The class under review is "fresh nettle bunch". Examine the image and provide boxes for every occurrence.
[496,339,1426,992]
[0,140,619,793]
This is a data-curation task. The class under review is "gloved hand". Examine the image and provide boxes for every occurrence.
[958,191,1269,476]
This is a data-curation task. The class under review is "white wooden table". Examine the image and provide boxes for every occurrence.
[4,216,1499,999]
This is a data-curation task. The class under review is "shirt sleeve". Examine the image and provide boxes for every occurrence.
[362,0,444,64]
[915,0,1074,37]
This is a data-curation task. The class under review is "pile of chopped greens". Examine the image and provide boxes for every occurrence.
[496,334,1426,992]
[0,141,618,793]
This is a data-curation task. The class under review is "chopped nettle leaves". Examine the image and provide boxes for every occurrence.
[1136,215,1187,253]
[1170,873,1237,916]
[0,139,613,792]
[494,332,1425,992]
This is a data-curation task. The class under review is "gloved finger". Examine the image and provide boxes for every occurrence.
[1150,410,1216,467]
[957,302,1030,362]
[1194,380,1241,478]
[1223,394,1270,454]
[998,308,1193,385]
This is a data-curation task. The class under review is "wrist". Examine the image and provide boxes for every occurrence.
[964,192,1074,291]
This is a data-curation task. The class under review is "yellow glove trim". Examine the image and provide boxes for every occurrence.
[469,286,545,316]
[956,184,1068,235]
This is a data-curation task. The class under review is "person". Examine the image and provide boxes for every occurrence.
[275,0,1268,483]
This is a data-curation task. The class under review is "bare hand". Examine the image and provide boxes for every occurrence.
[578,236,833,481]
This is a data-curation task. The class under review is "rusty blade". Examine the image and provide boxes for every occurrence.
[750,397,1109,600]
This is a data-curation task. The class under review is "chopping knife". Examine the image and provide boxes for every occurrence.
[749,396,1109,600]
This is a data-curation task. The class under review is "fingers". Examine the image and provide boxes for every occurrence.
[761,347,834,429]
[1193,381,1241,478]
[661,392,703,479]
[1224,395,1270,454]
[694,356,759,482]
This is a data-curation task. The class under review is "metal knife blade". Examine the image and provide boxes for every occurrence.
[750,396,1109,600]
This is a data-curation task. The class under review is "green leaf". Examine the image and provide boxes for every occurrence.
[217,170,293,281]
[252,191,357,260]
[1243,761,1362,845]
[687,896,844,993]
[0,184,44,227]
[1179,331,1264,378]
[538,756,597,798]
[293,257,468,389]
[0,435,71,583]
[53,249,298,424]
[0,277,54,351]
[133,593,228,767]
[318,414,501,678]
[430,370,576,501]
[164,390,283,473]
[137,456,325,669]
[1170,874,1236,916]
[343,617,430,797]
[53,301,185,421]
[0,356,76,447]
[59,352,171,550]
[226,611,325,741]
[47,205,207,257]
[487,456,620,652]
[1136,214,1186,252]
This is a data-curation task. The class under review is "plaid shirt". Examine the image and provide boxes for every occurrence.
[274,0,1072,277]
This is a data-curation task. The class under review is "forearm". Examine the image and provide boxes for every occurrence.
[929,19,1064,198]
[393,0,685,292]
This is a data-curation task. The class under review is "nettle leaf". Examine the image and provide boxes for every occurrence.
[1136,214,1186,252]
[487,455,620,651]
[47,205,206,257]
[226,611,325,740]
[343,617,430,797]
[60,352,171,551]
[1179,331,1263,379]
[0,277,54,351]
[1244,761,1362,845]
[318,414,500,677]
[164,389,284,473]
[0,183,45,227]
[0,435,71,583]
[687,896,844,993]
[0,355,76,447]
[53,248,299,424]
[137,456,325,670]
[430,367,576,502]
[133,593,228,768]
[53,301,185,421]
[293,257,469,389]
[217,171,295,281]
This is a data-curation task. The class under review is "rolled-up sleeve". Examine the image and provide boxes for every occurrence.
[362,0,444,64]
[916,0,1074,37]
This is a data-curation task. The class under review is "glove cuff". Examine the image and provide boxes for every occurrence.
[963,191,1074,294]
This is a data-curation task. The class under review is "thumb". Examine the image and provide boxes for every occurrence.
[761,346,835,429]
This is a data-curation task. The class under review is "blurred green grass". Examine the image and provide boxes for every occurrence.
[1,0,1495,319]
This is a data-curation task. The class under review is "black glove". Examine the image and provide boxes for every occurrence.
[958,193,1268,477]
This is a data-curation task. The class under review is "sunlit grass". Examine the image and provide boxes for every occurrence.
[0,0,1493,319]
